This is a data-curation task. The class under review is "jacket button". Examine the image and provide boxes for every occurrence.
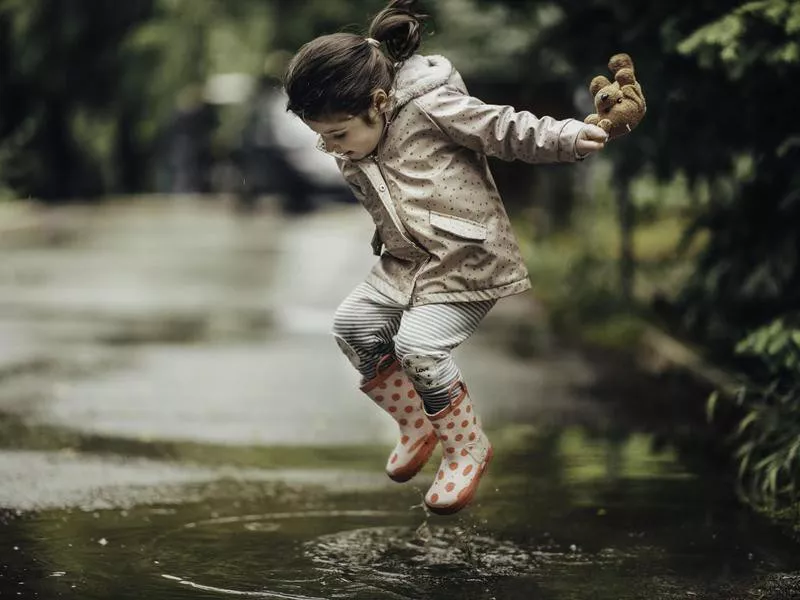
[379,184,387,192]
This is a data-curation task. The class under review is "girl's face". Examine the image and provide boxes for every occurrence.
[306,112,385,161]
[305,91,389,161]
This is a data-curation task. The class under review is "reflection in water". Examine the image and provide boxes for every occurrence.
[161,573,327,599]
[2,426,800,600]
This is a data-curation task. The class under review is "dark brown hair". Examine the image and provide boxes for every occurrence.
[284,0,427,120]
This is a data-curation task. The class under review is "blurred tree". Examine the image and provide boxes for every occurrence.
[0,0,275,200]
[484,0,800,513]
[650,0,799,520]
[484,0,799,322]
[126,0,272,192]
[427,0,579,222]
[270,0,387,52]
[671,0,800,350]
[0,0,154,201]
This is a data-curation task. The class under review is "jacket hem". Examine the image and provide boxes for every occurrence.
[365,273,412,307]
[412,278,531,306]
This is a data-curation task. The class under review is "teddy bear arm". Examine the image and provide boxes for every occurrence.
[608,53,633,73]
[615,68,636,87]
[596,118,613,133]
[584,113,600,126]
[622,83,646,107]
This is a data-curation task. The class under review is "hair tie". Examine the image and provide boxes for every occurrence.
[365,37,380,48]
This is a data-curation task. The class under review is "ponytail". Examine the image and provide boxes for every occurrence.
[284,0,427,120]
[368,0,427,63]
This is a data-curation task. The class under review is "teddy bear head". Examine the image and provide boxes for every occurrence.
[584,53,646,140]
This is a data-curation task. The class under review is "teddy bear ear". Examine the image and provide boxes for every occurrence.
[589,75,611,96]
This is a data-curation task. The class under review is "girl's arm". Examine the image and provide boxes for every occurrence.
[414,85,591,164]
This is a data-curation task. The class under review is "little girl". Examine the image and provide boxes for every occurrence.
[284,0,606,515]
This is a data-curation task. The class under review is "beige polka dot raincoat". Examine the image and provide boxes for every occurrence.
[323,54,586,307]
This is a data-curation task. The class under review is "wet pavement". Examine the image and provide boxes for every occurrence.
[1,196,799,600]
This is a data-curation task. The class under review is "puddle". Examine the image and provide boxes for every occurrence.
[2,426,800,600]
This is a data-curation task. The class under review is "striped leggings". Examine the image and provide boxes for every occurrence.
[332,282,495,414]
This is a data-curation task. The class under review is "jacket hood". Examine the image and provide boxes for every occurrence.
[391,55,454,108]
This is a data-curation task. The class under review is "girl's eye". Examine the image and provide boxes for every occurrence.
[331,132,346,140]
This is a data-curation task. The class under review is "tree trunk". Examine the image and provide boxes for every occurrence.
[115,107,142,193]
[41,101,73,203]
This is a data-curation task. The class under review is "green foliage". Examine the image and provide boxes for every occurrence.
[425,0,549,79]
[483,0,800,522]
[493,0,800,351]
[737,318,800,373]
[711,317,800,510]
[0,0,283,199]
[661,1,800,349]
[127,0,273,139]
[0,0,156,198]
[679,0,800,76]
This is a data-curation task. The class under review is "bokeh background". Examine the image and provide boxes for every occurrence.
[1,0,800,545]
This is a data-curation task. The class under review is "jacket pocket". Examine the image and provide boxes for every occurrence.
[429,211,488,241]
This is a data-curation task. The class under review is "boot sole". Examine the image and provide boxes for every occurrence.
[425,446,494,515]
[387,431,438,483]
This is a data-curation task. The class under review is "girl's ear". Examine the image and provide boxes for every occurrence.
[371,89,389,114]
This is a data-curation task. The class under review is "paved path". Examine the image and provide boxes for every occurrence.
[1,197,798,600]
[0,197,596,506]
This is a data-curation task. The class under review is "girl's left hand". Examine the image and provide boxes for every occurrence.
[575,124,608,157]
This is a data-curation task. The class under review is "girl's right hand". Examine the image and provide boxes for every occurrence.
[575,124,608,158]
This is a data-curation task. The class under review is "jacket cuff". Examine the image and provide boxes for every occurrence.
[557,119,586,163]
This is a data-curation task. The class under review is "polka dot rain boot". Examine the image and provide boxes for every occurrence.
[361,355,438,483]
[424,382,493,515]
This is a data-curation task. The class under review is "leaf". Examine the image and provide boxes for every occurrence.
[735,386,748,406]
[754,452,780,471]
[767,331,789,355]
[766,464,779,495]
[789,1,800,33]
[737,411,759,436]
[706,390,720,423]
[739,452,752,479]
[735,441,756,458]
[785,437,800,466]
[678,14,744,57]
[791,331,800,347]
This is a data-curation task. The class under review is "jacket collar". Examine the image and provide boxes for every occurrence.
[391,54,454,108]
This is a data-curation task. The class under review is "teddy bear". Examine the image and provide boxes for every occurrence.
[584,53,646,140]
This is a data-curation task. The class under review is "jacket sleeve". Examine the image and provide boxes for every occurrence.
[414,85,585,164]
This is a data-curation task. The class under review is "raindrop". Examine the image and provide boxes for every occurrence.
[98,538,108,546]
